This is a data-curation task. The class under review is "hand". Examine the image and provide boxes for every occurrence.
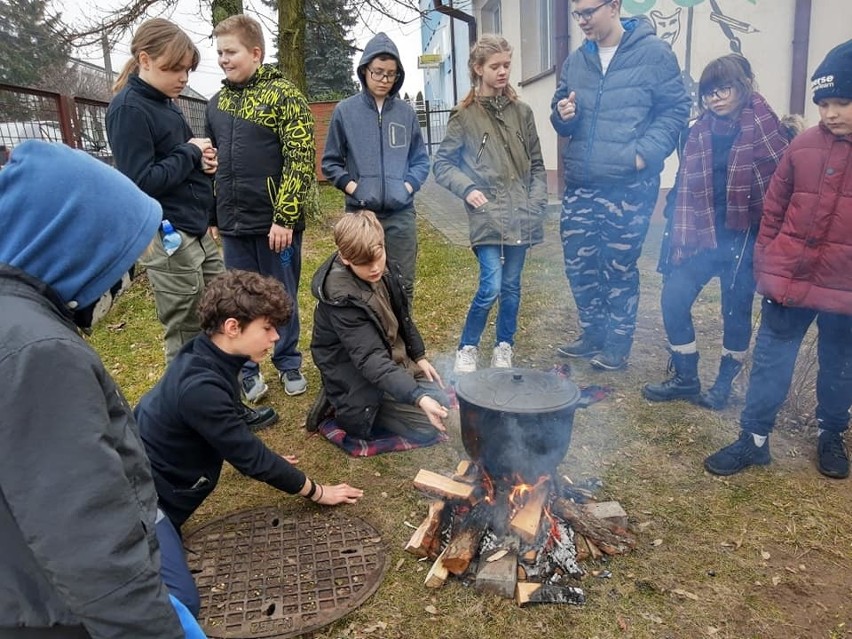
[557,91,577,120]
[465,189,488,209]
[416,358,444,388]
[316,483,363,506]
[281,454,299,465]
[268,223,293,253]
[188,137,212,153]
[208,226,220,241]
[418,395,449,433]
[201,147,218,174]
[404,181,414,194]
[635,154,646,171]
[344,180,358,196]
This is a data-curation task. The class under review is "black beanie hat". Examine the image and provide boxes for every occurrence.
[811,39,852,103]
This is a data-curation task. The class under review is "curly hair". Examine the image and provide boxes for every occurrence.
[198,270,292,334]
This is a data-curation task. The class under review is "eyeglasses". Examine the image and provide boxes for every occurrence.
[701,86,733,102]
[571,0,614,22]
[367,68,398,82]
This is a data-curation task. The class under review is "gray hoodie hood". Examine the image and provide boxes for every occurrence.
[357,32,405,96]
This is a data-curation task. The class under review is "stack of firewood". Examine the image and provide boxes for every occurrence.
[404,462,637,606]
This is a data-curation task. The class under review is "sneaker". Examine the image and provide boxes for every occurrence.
[590,336,632,371]
[280,369,308,396]
[817,431,849,479]
[454,345,478,374]
[305,387,334,433]
[556,333,604,358]
[704,431,771,476]
[491,342,513,368]
[240,403,279,432]
[240,372,269,403]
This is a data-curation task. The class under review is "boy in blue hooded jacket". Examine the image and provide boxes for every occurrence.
[322,32,430,300]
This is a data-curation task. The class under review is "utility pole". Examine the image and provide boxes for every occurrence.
[101,32,113,81]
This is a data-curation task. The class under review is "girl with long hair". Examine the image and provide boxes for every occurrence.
[644,54,793,409]
[433,34,548,374]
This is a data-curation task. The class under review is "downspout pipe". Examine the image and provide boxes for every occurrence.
[554,0,571,196]
[434,0,477,47]
[789,0,811,115]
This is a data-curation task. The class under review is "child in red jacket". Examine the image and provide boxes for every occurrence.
[704,40,852,479]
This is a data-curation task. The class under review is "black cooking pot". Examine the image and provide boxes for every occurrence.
[455,368,581,483]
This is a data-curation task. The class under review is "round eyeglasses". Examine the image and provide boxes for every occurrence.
[701,86,733,102]
[571,0,614,22]
[368,68,398,82]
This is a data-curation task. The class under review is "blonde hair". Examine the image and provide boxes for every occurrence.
[213,14,265,59]
[333,210,385,265]
[461,34,517,108]
[113,19,199,93]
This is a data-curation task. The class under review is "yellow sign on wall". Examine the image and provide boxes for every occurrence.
[418,54,443,69]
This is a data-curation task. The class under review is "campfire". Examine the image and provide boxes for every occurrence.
[406,463,636,605]
[404,368,637,605]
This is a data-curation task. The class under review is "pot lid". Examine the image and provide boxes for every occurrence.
[455,368,580,413]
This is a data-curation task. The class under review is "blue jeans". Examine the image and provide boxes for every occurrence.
[222,231,303,376]
[741,299,852,436]
[156,514,200,617]
[459,244,527,348]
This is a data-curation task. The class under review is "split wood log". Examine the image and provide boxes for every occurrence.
[552,498,636,555]
[573,532,590,561]
[404,501,445,559]
[475,551,517,598]
[424,548,449,588]
[515,582,585,606]
[584,536,604,560]
[509,481,550,544]
[583,501,628,529]
[413,469,474,501]
[452,460,477,482]
[442,503,489,575]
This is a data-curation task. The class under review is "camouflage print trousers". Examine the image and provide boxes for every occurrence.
[560,177,660,341]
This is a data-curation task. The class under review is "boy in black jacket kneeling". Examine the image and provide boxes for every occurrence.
[309,210,449,441]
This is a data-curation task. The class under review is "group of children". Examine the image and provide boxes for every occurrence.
[0,6,850,636]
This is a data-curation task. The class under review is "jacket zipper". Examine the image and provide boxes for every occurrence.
[378,107,385,211]
[476,132,489,162]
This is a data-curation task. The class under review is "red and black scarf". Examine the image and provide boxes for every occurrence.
[670,92,789,265]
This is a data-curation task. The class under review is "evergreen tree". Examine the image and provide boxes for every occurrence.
[0,0,69,87]
[303,0,359,100]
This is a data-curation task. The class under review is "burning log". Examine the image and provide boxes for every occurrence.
[452,460,477,482]
[552,498,636,555]
[508,480,550,544]
[405,501,445,559]
[414,469,475,501]
[515,582,585,607]
[443,503,489,575]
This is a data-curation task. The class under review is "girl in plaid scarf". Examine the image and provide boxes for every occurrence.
[644,55,792,409]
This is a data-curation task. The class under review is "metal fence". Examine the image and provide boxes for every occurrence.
[408,99,453,157]
[0,83,208,166]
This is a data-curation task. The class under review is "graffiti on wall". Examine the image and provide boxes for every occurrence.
[624,0,760,112]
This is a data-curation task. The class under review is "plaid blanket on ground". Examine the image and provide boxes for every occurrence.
[317,419,449,457]
[670,92,789,265]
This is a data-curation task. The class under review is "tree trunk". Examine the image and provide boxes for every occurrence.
[212,0,244,27]
[277,0,307,93]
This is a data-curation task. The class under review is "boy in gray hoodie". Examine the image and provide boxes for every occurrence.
[321,33,430,300]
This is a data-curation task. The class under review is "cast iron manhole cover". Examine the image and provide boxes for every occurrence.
[184,506,388,638]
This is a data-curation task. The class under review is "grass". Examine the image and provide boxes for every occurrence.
[89,185,852,639]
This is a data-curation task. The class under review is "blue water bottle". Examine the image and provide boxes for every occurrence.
[161,219,182,256]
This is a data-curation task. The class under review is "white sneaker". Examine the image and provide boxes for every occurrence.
[454,345,479,374]
[491,342,513,368]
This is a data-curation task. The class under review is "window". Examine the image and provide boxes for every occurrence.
[521,0,555,82]
[481,0,502,34]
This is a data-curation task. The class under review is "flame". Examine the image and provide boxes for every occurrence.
[481,471,496,505]
[508,475,550,515]
[543,504,560,548]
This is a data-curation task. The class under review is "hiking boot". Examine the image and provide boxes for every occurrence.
[704,431,771,476]
[240,372,269,403]
[454,345,478,374]
[642,352,701,402]
[241,403,279,432]
[280,369,307,396]
[696,355,743,410]
[491,342,513,368]
[590,335,632,371]
[817,431,849,479]
[556,332,604,358]
[305,387,334,433]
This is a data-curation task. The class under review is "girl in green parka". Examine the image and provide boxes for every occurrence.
[433,34,548,374]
